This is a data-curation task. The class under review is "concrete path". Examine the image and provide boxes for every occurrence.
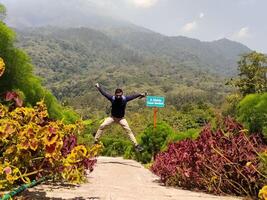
[23,157,241,200]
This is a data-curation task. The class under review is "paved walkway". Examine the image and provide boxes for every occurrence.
[23,157,241,200]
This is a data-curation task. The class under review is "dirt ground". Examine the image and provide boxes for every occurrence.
[21,156,242,200]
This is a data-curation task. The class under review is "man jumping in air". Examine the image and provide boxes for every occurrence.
[94,83,145,152]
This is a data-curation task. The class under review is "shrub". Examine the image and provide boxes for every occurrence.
[259,185,267,200]
[136,122,174,163]
[221,93,242,117]
[101,137,132,157]
[165,128,200,145]
[152,118,267,198]
[238,93,267,137]
[0,58,101,191]
[0,98,101,191]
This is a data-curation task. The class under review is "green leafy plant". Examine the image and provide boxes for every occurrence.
[238,93,267,136]
[135,122,174,163]
[231,51,267,96]
[0,57,101,192]
[101,137,132,157]
[152,118,267,198]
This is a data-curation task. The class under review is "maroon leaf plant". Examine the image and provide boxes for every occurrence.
[152,117,267,197]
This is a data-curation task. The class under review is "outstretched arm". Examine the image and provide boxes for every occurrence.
[95,83,113,101]
[126,93,146,102]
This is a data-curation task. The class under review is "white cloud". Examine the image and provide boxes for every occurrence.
[199,12,204,19]
[233,27,250,39]
[237,27,249,37]
[128,0,158,8]
[182,21,197,32]
[180,12,204,33]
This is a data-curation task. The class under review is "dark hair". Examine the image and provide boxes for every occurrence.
[115,88,123,94]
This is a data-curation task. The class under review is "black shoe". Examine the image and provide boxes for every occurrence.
[94,140,100,145]
[135,144,144,152]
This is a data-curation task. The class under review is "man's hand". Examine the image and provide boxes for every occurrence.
[139,92,147,99]
[95,83,100,88]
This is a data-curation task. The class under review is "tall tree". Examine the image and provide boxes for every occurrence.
[0,3,6,21]
[234,51,267,96]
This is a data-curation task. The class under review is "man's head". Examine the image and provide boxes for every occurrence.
[115,88,123,99]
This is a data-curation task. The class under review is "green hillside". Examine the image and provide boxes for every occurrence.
[15,26,250,117]
[104,27,251,75]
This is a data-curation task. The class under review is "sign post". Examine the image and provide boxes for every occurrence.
[153,107,158,128]
[146,96,165,128]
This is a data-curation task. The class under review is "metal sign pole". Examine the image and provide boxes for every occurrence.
[153,107,158,128]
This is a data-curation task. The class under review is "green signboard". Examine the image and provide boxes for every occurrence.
[146,96,165,108]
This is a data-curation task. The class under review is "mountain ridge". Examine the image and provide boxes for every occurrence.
[14,26,250,115]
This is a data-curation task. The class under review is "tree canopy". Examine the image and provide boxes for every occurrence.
[0,3,6,21]
[233,51,267,96]
[0,5,78,123]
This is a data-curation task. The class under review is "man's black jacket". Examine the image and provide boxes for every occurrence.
[98,87,142,118]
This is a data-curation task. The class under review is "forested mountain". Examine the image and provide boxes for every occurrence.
[104,27,250,75]
[15,26,250,116]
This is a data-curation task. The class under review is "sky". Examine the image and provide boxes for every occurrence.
[1,0,266,53]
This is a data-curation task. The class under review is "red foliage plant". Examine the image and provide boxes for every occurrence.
[152,117,267,197]
[4,91,23,107]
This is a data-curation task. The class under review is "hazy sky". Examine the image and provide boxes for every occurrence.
[1,0,266,53]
